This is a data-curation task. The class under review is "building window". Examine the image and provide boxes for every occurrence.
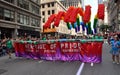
[43,18,45,23]
[31,0,40,4]
[52,10,54,14]
[31,5,39,15]
[4,0,14,4]
[4,9,14,21]
[48,3,50,7]
[31,18,40,27]
[17,14,20,23]
[118,13,120,24]
[0,7,4,19]
[26,16,29,25]
[51,2,54,7]
[4,9,11,20]
[17,0,29,10]
[37,19,40,27]
[20,15,24,24]
[52,25,55,28]
[64,3,66,7]
[42,5,45,8]
[48,10,50,15]
[17,13,29,25]
[24,16,27,25]
[42,11,45,15]
[0,7,14,21]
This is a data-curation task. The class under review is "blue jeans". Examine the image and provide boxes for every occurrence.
[2,49,6,55]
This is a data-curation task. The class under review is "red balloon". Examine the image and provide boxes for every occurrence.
[78,8,84,17]
[69,8,80,23]
[43,14,56,29]
[83,5,91,23]
[97,4,105,20]
[54,11,65,27]
[64,6,75,22]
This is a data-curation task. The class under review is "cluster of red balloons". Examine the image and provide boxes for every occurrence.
[43,6,84,29]
[44,4,105,29]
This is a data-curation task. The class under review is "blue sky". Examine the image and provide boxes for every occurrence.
[84,0,98,28]
[84,0,98,18]
[84,0,98,11]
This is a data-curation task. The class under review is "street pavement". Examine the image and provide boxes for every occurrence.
[0,40,120,75]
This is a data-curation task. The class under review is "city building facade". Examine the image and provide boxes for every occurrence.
[59,0,81,8]
[41,0,74,37]
[103,0,108,25]
[97,0,109,33]
[107,0,120,32]
[0,0,41,39]
[98,0,103,4]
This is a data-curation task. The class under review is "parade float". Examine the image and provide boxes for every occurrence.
[14,4,105,63]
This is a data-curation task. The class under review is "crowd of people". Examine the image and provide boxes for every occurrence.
[0,37,13,58]
[1,32,120,65]
[0,33,104,58]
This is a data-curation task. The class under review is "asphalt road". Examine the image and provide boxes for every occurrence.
[0,40,120,75]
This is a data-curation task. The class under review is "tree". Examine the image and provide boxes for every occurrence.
[99,24,109,33]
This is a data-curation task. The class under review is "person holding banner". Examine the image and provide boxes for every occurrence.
[94,33,104,39]
[42,35,46,41]
[6,38,13,59]
[110,36,120,64]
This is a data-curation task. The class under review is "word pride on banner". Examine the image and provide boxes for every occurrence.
[60,42,81,54]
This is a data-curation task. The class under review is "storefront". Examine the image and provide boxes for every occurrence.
[18,29,40,38]
[18,26,40,38]
[0,27,14,39]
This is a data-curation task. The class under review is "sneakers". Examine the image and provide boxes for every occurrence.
[117,62,120,64]
[112,61,119,64]
[9,56,12,59]
[112,61,116,64]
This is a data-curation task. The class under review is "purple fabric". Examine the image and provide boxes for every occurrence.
[15,42,102,63]
[15,49,101,63]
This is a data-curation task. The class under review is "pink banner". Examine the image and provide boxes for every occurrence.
[14,41,103,63]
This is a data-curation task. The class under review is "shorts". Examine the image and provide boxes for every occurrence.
[110,49,119,55]
[6,48,13,53]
